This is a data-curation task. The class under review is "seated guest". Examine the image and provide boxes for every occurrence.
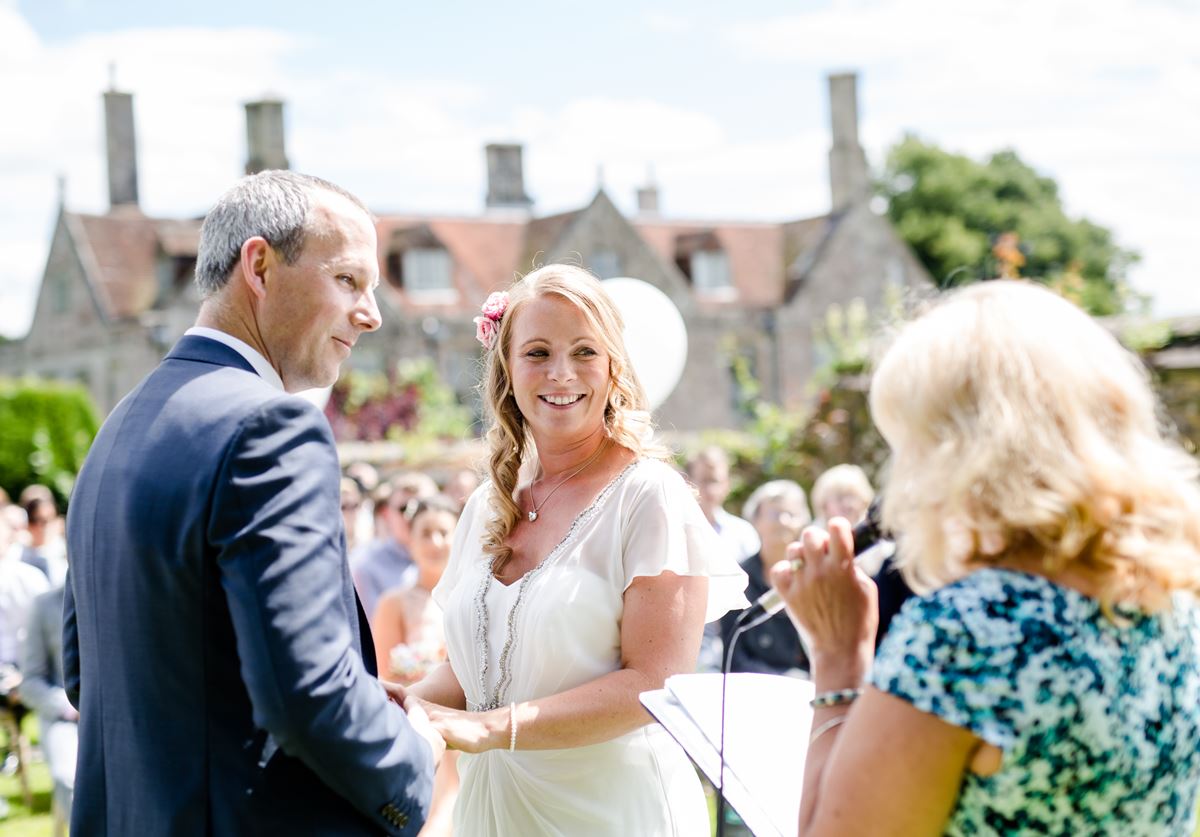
[719,480,811,676]
[774,281,1200,835]
[19,490,67,587]
[372,495,460,684]
[349,471,437,617]
[687,446,760,673]
[21,580,78,825]
[339,477,365,553]
[810,464,873,528]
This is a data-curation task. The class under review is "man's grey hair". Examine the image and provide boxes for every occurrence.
[742,479,811,526]
[193,170,372,296]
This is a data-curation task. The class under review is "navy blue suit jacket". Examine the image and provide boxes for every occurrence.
[64,335,433,835]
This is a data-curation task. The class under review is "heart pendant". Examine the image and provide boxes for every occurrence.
[528,511,538,522]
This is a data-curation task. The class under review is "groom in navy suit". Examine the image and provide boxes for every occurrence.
[64,171,440,835]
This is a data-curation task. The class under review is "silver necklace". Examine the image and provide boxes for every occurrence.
[526,440,608,522]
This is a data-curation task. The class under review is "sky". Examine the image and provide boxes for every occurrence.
[1,0,1197,337]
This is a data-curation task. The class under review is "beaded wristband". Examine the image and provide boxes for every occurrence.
[810,688,862,709]
[509,702,518,752]
[808,714,848,746]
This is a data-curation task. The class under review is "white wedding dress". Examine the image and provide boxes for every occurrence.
[433,459,749,836]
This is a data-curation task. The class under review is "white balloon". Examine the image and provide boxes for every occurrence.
[602,277,688,410]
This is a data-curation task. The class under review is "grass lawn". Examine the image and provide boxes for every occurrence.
[0,712,53,837]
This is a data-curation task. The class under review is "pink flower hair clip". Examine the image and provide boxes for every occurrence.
[473,291,509,350]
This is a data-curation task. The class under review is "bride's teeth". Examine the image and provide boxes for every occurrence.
[543,394,581,406]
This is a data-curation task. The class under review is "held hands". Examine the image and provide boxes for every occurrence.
[403,696,507,755]
[382,679,447,767]
[770,518,879,681]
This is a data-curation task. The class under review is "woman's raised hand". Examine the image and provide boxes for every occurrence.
[769,517,879,681]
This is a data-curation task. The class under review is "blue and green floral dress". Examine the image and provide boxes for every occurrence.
[870,568,1200,836]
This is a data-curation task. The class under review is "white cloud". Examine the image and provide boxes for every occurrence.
[729,0,1200,314]
[2,0,1195,342]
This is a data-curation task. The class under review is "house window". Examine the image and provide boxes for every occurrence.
[691,250,732,294]
[400,248,454,297]
[590,250,622,279]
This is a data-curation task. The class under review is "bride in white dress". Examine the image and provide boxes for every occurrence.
[401,265,748,836]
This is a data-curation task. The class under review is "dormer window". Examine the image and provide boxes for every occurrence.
[675,230,734,298]
[691,250,732,294]
[386,225,456,301]
[402,248,453,295]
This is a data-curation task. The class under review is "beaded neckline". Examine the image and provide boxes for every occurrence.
[470,459,643,712]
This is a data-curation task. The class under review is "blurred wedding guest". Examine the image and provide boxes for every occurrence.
[374,495,461,837]
[21,493,67,586]
[441,468,480,513]
[344,461,380,542]
[687,446,760,562]
[811,464,873,528]
[774,281,1200,836]
[372,495,459,683]
[0,511,50,671]
[719,480,811,677]
[21,576,78,825]
[350,472,438,617]
[340,478,365,553]
[687,446,760,672]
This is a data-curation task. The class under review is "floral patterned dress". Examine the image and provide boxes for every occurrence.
[870,567,1200,836]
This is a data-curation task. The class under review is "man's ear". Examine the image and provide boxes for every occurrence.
[237,237,274,301]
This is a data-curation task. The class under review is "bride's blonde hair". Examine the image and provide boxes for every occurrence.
[479,264,669,573]
[870,280,1200,611]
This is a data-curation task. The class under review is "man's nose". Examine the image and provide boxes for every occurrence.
[356,287,382,332]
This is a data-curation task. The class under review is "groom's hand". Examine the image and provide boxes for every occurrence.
[380,678,407,707]
[403,697,446,768]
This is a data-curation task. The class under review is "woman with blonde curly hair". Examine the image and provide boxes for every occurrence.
[774,280,1200,836]
[401,264,748,835]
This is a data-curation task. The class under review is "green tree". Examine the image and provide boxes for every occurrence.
[878,135,1140,315]
[0,377,101,504]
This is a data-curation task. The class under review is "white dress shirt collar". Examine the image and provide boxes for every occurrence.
[184,326,285,392]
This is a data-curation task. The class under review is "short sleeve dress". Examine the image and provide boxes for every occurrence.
[432,459,749,836]
[870,567,1200,836]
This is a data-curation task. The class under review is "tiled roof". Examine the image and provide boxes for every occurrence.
[62,201,839,321]
[375,215,528,311]
[70,210,165,320]
[635,215,831,307]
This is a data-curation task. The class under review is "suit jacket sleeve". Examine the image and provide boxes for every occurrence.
[209,397,434,835]
[21,593,73,720]
[63,571,80,710]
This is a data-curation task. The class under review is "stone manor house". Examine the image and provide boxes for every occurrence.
[0,73,931,433]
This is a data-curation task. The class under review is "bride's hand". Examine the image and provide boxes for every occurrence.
[402,696,447,767]
[404,696,508,754]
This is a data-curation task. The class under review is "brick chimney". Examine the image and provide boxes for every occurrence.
[244,99,289,174]
[637,167,659,216]
[485,143,532,209]
[827,72,870,212]
[104,88,139,208]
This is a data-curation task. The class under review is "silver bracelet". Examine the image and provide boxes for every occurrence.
[810,688,862,709]
[508,701,517,752]
[808,714,848,746]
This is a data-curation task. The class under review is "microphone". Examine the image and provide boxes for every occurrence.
[732,499,887,630]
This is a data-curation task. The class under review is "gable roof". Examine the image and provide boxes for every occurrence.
[54,197,855,324]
